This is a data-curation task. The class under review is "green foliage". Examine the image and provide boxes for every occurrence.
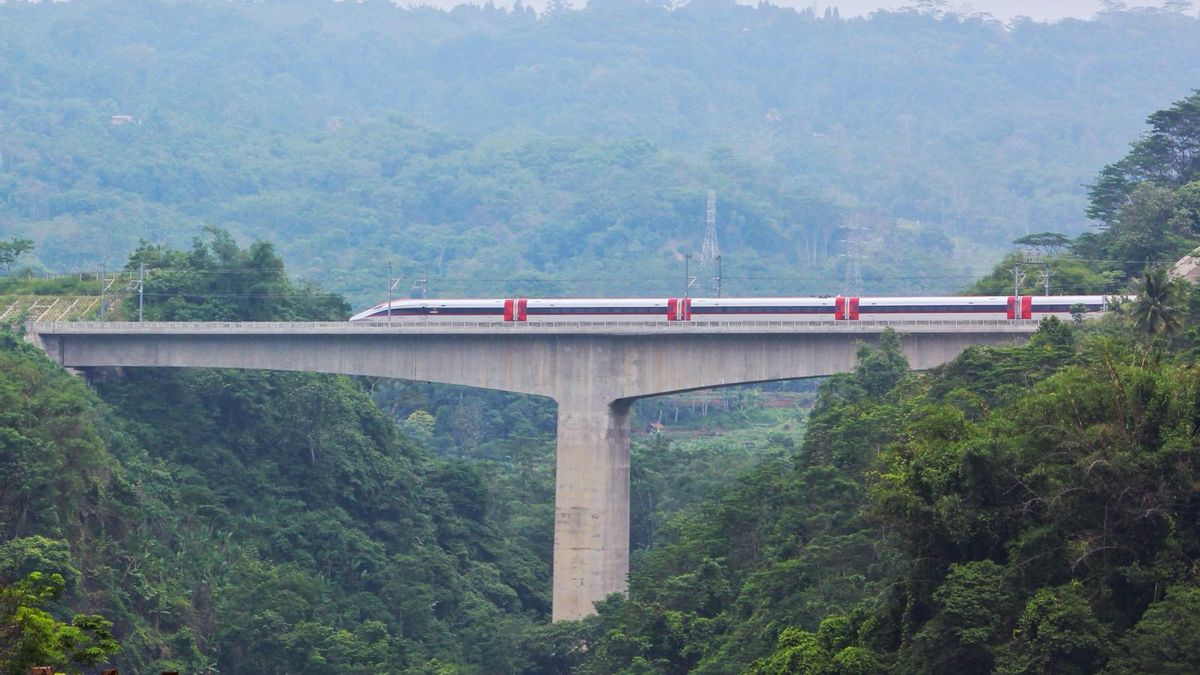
[0,276,101,296]
[129,227,349,321]
[405,409,437,437]
[746,628,834,674]
[853,331,909,399]
[867,325,1200,670]
[966,251,1116,296]
[1080,91,1200,274]
[902,560,1014,672]
[0,571,120,674]
[1012,232,1070,254]
[0,333,115,544]
[1106,585,1200,674]
[1087,91,1200,224]
[88,358,550,671]
[0,239,557,671]
[0,537,78,589]
[994,582,1108,675]
[1125,265,1188,335]
[0,238,34,275]
[831,646,884,675]
[971,91,1200,290]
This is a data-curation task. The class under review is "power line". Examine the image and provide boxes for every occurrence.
[141,292,341,299]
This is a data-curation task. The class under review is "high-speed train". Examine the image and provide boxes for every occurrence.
[349,295,1115,322]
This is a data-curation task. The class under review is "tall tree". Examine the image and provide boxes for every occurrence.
[1127,265,1187,335]
[0,572,120,674]
[1086,91,1200,225]
[0,238,33,275]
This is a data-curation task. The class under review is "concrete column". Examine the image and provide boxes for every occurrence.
[552,397,632,621]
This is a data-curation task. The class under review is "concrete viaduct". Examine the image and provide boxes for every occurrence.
[28,319,1039,620]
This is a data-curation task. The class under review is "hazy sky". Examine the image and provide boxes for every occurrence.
[448,0,1192,22]
[819,1,1111,21]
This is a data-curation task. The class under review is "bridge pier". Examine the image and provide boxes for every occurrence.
[552,395,633,621]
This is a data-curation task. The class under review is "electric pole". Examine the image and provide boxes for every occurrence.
[413,266,428,299]
[387,263,402,322]
[684,253,696,298]
[128,263,145,321]
[98,263,118,320]
[1037,266,1052,295]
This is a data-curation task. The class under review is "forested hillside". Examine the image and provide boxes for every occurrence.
[0,235,560,673]
[3,1,1200,302]
[550,315,1200,673]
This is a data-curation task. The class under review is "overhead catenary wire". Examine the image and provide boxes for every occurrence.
[95,256,1183,277]
[114,255,1180,287]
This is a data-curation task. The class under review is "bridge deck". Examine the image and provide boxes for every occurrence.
[32,319,1044,335]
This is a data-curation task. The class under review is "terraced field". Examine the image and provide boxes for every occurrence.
[0,295,105,323]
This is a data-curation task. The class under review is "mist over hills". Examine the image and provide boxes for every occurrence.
[3,0,1199,301]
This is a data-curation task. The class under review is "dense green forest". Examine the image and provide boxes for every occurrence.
[0,236,551,672]
[557,315,1200,673]
[3,1,1200,302]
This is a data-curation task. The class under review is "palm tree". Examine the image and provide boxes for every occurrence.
[1128,265,1188,335]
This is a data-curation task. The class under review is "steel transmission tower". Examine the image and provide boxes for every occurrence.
[700,191,722,295]
[840,217,871,293]
[701,190,720,264]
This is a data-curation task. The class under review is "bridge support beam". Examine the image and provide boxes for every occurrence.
[552,396,633,621]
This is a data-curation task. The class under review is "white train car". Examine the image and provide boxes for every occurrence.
[348,299,508,322]
[1028,295,1110,319]
[687,297,838,321]
[521,298,671,322]
[853,296,1011,321]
